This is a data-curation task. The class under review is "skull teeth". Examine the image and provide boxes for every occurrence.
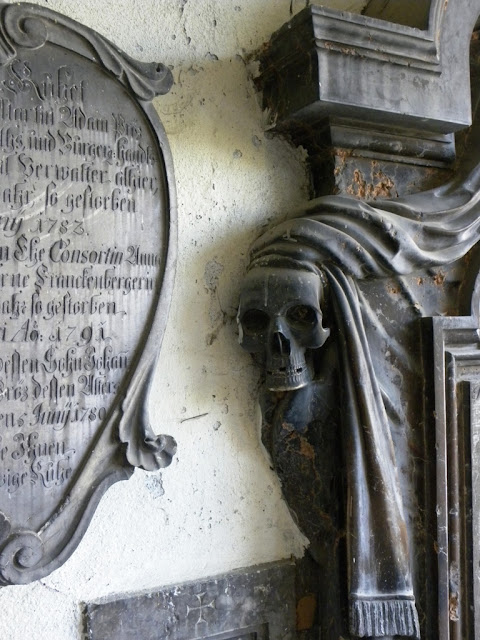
[266,361,311,391]
[267,366,304,375]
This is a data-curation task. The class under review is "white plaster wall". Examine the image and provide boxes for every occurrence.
[0,1,364,638]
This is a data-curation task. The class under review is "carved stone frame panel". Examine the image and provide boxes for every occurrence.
[0,3,177,585]
[431,315,480,640]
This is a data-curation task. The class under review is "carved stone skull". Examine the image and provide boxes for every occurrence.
[237,267,330,390]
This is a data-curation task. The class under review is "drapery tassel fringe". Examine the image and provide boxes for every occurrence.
[350,598,420,638]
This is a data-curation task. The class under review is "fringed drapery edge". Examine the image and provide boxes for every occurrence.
[349,597,420,638]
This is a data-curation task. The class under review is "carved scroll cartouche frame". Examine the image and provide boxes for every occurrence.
[0,3,177,584]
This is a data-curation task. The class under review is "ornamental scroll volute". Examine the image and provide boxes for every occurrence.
[0,3,177,584]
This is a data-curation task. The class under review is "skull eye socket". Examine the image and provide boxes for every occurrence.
[241,309,270,333]
[286,305,317,328]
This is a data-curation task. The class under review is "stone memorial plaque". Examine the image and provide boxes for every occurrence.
[84,561,295,640]
[0,3,176,584]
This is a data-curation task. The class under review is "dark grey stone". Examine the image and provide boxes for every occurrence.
[255,0,480,197]
[426,311,480,640]
[237,168,480,640]
[240,4,480,637]
[0,3,176,584]
[258,1,479,134]
[84,561,296,640]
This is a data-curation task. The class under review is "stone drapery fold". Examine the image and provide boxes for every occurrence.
[249,167,480,637]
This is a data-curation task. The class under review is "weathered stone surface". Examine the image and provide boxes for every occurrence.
[0,3,176,584]
[427,309,480,640]
[242,3,480,638]
[84,561,296,640]
[255,0,480,197]
[258,1,479,133]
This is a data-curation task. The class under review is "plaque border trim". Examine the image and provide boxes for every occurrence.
[0,2,178,585]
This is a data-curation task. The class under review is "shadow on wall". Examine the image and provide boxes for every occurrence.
[145,0,344,589]
[147,47,312,569]
[153,52,310,403]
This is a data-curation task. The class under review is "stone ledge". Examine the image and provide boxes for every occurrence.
[84,561,296,640]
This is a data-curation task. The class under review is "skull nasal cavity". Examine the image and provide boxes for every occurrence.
[272,331,291,356]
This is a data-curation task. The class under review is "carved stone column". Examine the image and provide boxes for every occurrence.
[256,1,480,198]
